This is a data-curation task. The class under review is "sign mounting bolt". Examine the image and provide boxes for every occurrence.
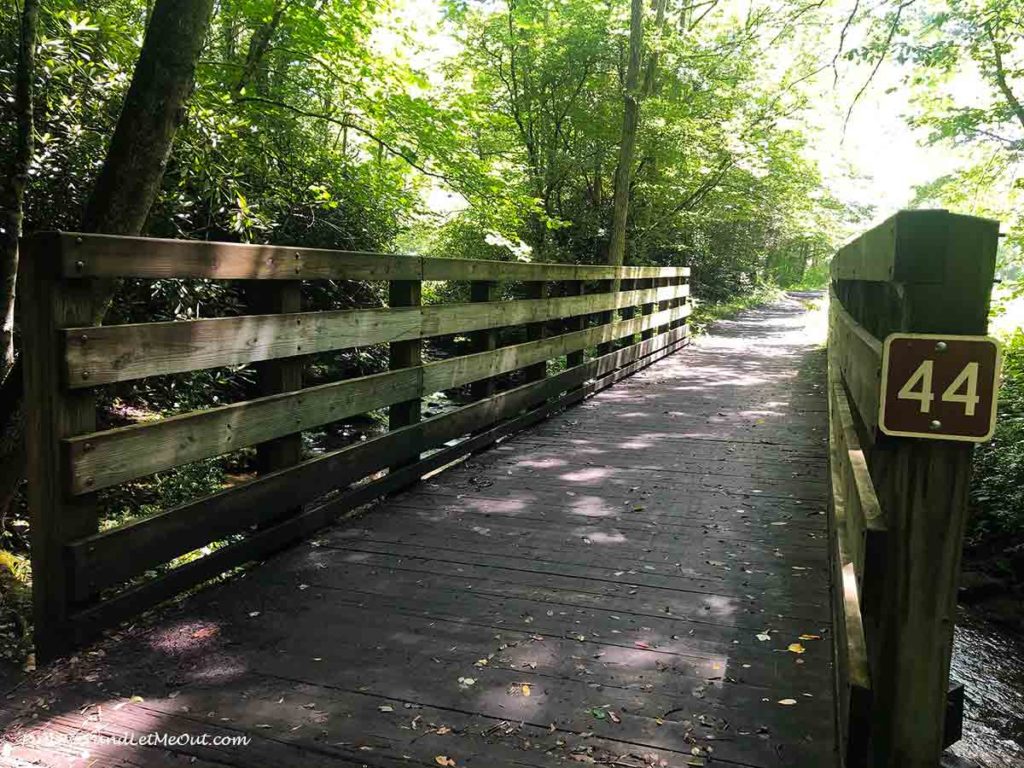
[935,341,948,352]
[929,420,942,430]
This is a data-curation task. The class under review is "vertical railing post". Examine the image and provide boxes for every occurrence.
[855,212,999,767]
[469,280,499,400]
[564,280,585,391]
[246,279,304,487]
[20,233,99,660]
[596,278,614,356]
[656,276,671,336]
[640,277,655,340]
[617,277,636,348]
[670,273,687,331]
[389,279,423,468]
[523,280,547,382]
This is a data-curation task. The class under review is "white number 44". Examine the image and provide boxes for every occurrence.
[898,360,980,416]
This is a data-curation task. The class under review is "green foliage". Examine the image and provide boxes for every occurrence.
[0,0,860,647]
[969,330,1024,554]
[688,283,786,335]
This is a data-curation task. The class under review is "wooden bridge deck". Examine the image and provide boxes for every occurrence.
[2,297,834,768]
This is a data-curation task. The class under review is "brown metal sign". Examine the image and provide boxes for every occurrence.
[879,334,1001,442]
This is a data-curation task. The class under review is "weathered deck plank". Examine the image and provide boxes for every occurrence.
[1,296,834,767]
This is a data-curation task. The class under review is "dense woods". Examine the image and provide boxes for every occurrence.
[0,0,1022,669]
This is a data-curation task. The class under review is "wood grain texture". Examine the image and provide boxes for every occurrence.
[828,288,882,439]
[48,230,689,281]
[64,306,692,495]
[387,280,422,472]
[8,296,837,768]
[65,368,423,493]
[62,283,690,386]
[67,326,689,607]
[18,235,99,660]
[828,211,999,767]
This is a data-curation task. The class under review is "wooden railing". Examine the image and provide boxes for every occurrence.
[827,210,999,767]
[19,232,690,659]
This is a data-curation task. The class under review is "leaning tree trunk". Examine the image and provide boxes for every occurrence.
[0,0,38,385]
[0,0,215,520]
[83,0,215,239]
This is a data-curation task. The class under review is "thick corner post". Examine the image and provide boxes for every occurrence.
[20,233,99,660]
[865,211,998,767]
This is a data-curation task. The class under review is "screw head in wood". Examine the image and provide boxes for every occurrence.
[930,420,942,430]
[79,334,88,344]
[75,260,85,271]
[84,477,94,487]
[75,236,83,244]
[81,371,90,380]
[935,341,948,352]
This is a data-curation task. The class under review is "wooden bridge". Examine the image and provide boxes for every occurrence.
[0,210,1000,767]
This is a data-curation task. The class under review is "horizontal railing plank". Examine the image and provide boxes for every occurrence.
[64,304,691,493]
[422,304,690,393]
[66,326,690,600]
[65,368,421,495]
[46,231,688,282]
[67,329,689,637]
[828,288,882,439]
[828,385,872,695]
[63,283,689,387]
[830,376,886,535]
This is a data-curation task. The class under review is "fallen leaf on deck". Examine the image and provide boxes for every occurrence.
[755,631,771,642]
[434,756,455,766]
[787,643,805,654]
[521,684,531,697]
[378,704,394,712]
[798,634,821,641]
[777,699,797,706]
[608,711,621,724]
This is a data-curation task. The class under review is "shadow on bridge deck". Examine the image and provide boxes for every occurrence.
[2,296,834,768]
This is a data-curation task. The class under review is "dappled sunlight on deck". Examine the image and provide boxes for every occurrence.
[2,296,833,768]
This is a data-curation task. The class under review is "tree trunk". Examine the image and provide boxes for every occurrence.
[986,22,1024,133]
[0,0,38,524]
[606,0,667,268]
[0,0,38,385]
[0,0,215,520]
[606,0,645,269]
[235,0,287,96]
[82,0,215,238]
